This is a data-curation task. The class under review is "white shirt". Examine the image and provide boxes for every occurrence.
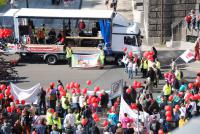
[179,106,187,117]
[127,62,133,69]
[72,94,79,103]
[189,101,197,115]
[63,113,76,127]
[79,95,85,108]
[132,63,137,71]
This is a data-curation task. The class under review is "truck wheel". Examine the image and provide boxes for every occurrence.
[115,55,123,66]
[46,55,57,65]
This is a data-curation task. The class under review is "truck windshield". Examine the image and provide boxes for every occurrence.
[124,36,138,46]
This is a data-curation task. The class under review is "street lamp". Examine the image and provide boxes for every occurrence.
[26,0,29,8]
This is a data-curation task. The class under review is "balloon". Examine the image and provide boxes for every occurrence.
[94,117,100,122]
[93,102,98,108]
[51,109,54,113]
[149,51,154,56]
[94,86,100,92]
[71,89,75,94]
[0,84,6,90]
[129,51,133,57]
[123,47,127,52]
[133,81,137,87]
[95,97,100,103]
[74,82,79,89]
[143,51,149,58]
[188,83,193,89]
[126,88,131,94]
[165,111,172,117]
[17,108,21,114]
[92,113,98,119]
[70,82,75,89]
[158,129,164,134]
[50,82,55,87]
[81,118,87,126]
[7,107,12,113]
[103,120,109,127]
[9,95,14,101]
[136,82,142,88]
[66,84,71,90]
[58,85,64,91]
[11,106,15,112]
[82,88,88,94]
[5,89,10,96]
[166,116,172,122]
[0,93,4,100]
[164,73,169,78]
[131,103,137,110]
[15,99,20,105]
[147,54,153,60]
[175,105,180,110]
[87,99,91,104]
[76,89,81,94]
[7,86,11,91]
[91,97,97,103]
[168,95,173,101]
[99,93,103,98]
[178,92,183,98]
[86,80,92,86]
[165,105,171,111]
[60,90,66,97]
[194,94,199,100]
[21,100,25,105]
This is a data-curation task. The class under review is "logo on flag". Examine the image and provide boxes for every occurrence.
[180,49,194,63]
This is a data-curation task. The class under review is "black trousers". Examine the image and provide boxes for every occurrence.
[49,100,56,110]
[143,69,147,78]
[39,100,46,115]
[67,57,71,67]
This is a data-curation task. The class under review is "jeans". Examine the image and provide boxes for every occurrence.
[124,64,128,73]
[128,69,133,79]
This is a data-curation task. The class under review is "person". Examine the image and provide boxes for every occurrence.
[121,113,133,129]
[21,109,32,134]
[115,122,124,134]
[100,90,109,113]
[47,85,57,110]
[46,108,54,132]
[127,59,133,79]
[142,58,148,78]
[63,109,76,131]
[90,123,100,134]
[185,15,192,31]
[10,0,16,8]
[99,45,105,68]
[76,124,84,134]
[66,45,73,67]
[48,28,57,44]
[132,60,137,77]
[12,120,23,134]
[190,10,196,30]
[170,58,176,71]
[78,20,86,31]
[194,37,200,61]
[37,28,45,44]
[92,23,98,37]
[111,0,118,11]
[50,125,60,134]
[152,46,157,61]
[52,112,62,133]
[149,115,160,134]
[1,119,12,134]
[197,14,200,30]
[124,123,134,134]
[163,80,172,100]
[35,118,47,134]
[37,87,46,115]
[178,116,188,128]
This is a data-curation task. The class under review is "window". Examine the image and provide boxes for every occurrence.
[124,36,136,46]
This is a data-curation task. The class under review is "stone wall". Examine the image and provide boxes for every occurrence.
[145,0,199,45]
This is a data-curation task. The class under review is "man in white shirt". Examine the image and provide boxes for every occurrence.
[63,109,76,128]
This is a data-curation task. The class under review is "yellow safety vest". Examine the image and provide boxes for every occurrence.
[75,113,81,125]
[156,61,161,69]
[66,47,72,58]
[46,112,53,125]
[143,60,148,69]
[175,70,181,81]
[163,84,171,95]
[100,50,105,59]
[61,97,68,110]
[53,117,62,129]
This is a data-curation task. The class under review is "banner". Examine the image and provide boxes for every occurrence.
[72,54,100,68]
[110,79,123,99]
[180,49,194,63]
[10,83,41,104]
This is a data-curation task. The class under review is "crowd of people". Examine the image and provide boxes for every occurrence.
[185,9,200,31]
[0,46,200,134]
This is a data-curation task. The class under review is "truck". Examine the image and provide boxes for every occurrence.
[2,8,142,66]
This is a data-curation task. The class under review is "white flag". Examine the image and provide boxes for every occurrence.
[180,49,194,63]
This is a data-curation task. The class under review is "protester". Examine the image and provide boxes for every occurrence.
[37,87,46,115]
[194,37,200,61]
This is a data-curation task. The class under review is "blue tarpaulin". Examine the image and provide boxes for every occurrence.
[99,19,111,54]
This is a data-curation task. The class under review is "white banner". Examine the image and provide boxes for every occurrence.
[119,96,138,121]
[10,83,41,104]
[180,49,194,63]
